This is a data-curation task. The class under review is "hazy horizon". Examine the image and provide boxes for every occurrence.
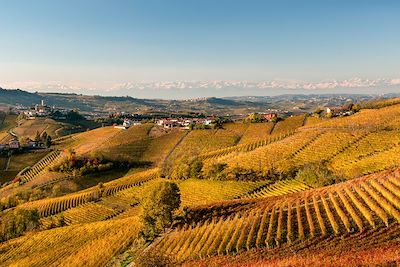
[2,78,400,100]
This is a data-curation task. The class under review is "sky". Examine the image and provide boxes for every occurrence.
[0,0,400,98]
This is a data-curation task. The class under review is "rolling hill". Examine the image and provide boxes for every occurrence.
[0,98,400,266]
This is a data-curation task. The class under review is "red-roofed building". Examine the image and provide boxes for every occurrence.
[264,113,277,121]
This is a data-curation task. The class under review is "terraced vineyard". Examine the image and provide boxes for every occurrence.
[271,115,306,135]
[19,168,159,217]
[0,217,141,267]
[302,103,400,131]
[2,102,400,267]
[209,126,400,179]
[241,180,311,199]
[219,130,322,174]
[163,127,250,177]
[156,168,400,261]
[141,129,188,166]
[238,123,274,144]
[60,126,122,155]
[176,179,269,207]
[199,131,294,161]
[329,130,400,177]
[289,131,365,166]
[40,202,125,227]
[19,150,63,183]
[94,124,154,162]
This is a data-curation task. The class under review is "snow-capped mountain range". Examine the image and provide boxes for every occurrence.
[2,78,400,99]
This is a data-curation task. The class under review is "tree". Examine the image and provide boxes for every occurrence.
[45,135,52,148]
[246,113,263,123]
[352,104,361,112]
[0,208,40,242]
[66,110,85,122]
[295,163,343,187]
[189,158,203,178]
[313,108,323,117]
[140,181,181,241]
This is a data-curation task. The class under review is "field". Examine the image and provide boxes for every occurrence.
[56,126,122,155]
[1,101,400,266]
[13,117,82,140]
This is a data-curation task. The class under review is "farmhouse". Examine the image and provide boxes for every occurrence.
[114,119,142,129]
[326,103,354,117]
[9,139,20,149]
[264,113,278,121]
[26,138,45,149]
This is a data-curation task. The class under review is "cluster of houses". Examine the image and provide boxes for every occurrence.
[263,113,278,121]
[114,118,142,129]
[113,117,216,130]
[16,100,69,119]
[326,103,355,117]
[157,118,214,129]
[0,138,46,152]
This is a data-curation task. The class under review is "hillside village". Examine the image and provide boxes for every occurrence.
[1,97,360,152]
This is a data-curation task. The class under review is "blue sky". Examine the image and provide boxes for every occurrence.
[0,0,399,96]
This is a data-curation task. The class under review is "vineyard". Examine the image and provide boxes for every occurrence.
[19,150,63,183]
[241,179,311,199]
[218,130,322,174]
[13,118,63,140]
[176,179,269,207]
[58,126,122,155]
[209,125,400,180]
[302,103,400,130]
[156,168,400,261]
[162,127,250,177]
[18,168,159,218]
[1,102,400,266]
[271,115,306,135]
[0,217,141,267]
[93,124,153,162]
[238,123,274,144]
[199,131,294,161]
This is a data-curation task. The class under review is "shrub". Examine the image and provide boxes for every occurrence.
[0,208,40,242]
[202,163,227,180]
[295,163,343,187]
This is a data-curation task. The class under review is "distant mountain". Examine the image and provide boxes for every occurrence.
[0,87,397,116]
[0,88,43,106]
[7,79,400,99]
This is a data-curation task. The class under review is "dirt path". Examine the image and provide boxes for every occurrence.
[161,130,189,172]
[5,156,11,171]
[269,122,277,135]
